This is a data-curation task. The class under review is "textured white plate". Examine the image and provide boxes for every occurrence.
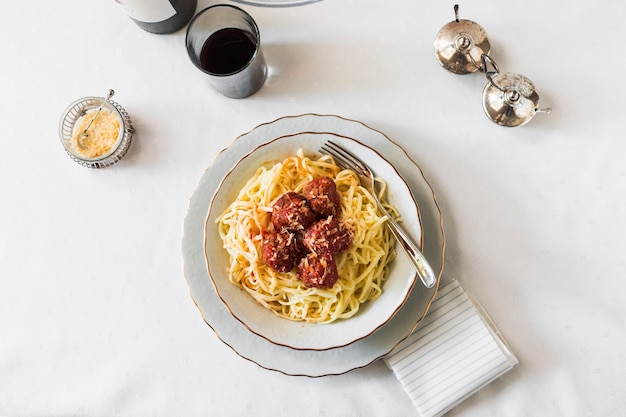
[206,132,420,350]
[182,114,445,376]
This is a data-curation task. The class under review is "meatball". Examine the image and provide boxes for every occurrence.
[303,177,341,217]
[297,252,339,288]
[262,230,301,272]
[302,217,352,255]
[271,192,316,231]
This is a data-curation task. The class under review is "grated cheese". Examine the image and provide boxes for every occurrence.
[71,109,121,158]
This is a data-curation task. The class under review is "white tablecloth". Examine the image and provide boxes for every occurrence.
[1,0,625,416]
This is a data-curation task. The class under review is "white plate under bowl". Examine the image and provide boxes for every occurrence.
[205,132,421,351]
[182,114,444,377]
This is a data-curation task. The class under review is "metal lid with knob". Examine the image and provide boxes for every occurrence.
[482,72,551,127]
[434,5,490,74]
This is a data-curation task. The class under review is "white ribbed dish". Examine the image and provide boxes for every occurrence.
[206,132,421,351]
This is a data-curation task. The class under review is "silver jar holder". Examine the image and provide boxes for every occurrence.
[59,90,134,168]
[435,5,551,127]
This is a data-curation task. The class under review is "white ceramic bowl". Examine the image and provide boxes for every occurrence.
[204,132,422,350]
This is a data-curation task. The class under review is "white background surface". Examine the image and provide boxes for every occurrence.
[1,0,625,416]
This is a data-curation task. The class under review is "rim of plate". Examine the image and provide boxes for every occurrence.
[204,132,422,351]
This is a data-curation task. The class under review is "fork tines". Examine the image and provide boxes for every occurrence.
[320,141,366,175]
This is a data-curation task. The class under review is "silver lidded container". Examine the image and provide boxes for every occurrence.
[59,92,134,168]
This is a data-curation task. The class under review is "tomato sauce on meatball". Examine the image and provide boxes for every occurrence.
[297,252,339,288]
[271,192,316,231]
[303,177,341,217]
[302,217,351,255]
[266,180,351,287]
[262,230,301,273]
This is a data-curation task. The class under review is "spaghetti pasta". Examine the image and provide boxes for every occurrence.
[216,150,397,323]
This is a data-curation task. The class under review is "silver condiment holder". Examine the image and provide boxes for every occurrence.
[434,5,552,127]
[59,93,134,168]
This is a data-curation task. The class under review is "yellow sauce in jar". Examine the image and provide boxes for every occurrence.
[71,109,121,158]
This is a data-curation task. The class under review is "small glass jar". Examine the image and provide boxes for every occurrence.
[59,96,134,168]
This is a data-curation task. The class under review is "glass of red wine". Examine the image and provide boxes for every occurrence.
[186,5,267,98]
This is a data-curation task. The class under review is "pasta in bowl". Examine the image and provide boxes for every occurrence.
[205,132,422,350]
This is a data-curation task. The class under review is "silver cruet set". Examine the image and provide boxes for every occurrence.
[434,5,552,127]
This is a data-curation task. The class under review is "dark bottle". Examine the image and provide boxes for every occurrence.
[117,0,197,34]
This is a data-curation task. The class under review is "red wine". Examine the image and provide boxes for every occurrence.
[185,5,267,98]
[199,28,257,75]
[121,0,197,34]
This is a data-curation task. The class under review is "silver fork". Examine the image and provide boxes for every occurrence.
[320,141,436,288]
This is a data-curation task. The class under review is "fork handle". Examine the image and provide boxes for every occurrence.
[384,214,437,288]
